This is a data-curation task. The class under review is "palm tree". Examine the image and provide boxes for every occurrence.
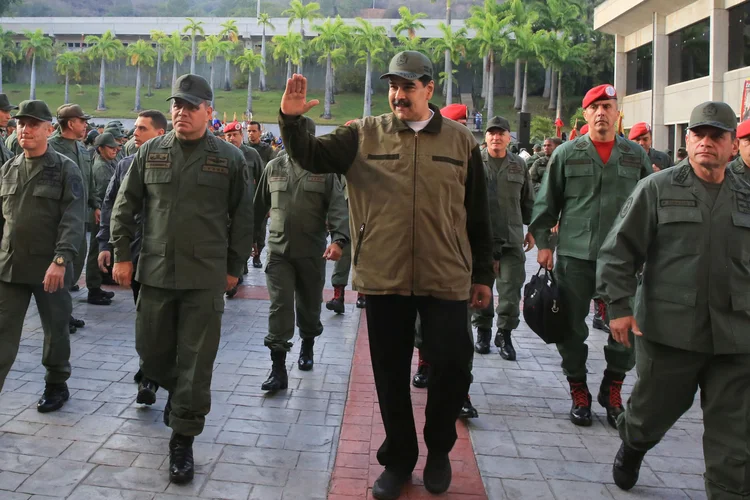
[393,6,427,39]
[235,49,264,117]
[0,29,17,94]
[219,19,240,91]
[162,31,191,89]
[505,0,537,110]
[199,35,232,108]
[312,17,350,119]
[85,30,124,110]
[353,18,389,118]
[467,7,510,120]
[329,46,347,104]
[540,34,589,119]
[184,17,205,74]
[127,39,157,112]
[258,13,275,91]
[55,51,82,104]
[395,35,424,52]
[272,33,304,81]
[150,30,167,89]
[282,0,321,73]
[21,30,54,100]
[504,22,548,113]
[426,23,467,105]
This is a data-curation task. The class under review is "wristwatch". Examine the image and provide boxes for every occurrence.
[332,239,347,249]
[53,255,66,266]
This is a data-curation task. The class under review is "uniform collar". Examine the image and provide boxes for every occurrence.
[160,129,220,153]
[389,103,444,134]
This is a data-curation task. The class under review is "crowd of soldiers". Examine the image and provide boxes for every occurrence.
[0,47,747,500]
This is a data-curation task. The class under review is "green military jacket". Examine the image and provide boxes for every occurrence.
[649,148,672,170]
[123,137,138,157]
[529,154,550,193]
[92,155,116,212]
[111,130,254,290]
[249,141,275,166]
[48,135,99,223]
[729,155,748,174]
[597,161,750,354]
[0,134,15,166]
[254,153,349,259]
[239,144,264,191]
[482,148,534,254]
[525,153,540,171]
[0,148,85,284]
[530,134,652,261]
[5,131,20,156]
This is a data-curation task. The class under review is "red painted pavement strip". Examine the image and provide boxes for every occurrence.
[329,310,488,500]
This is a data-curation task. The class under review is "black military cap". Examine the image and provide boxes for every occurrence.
[688,101,737,132]
[94,132,119,149]
[486,116,511,133]
[168,74,213,106]
[0,94,18,112]
[14,100,53,122]
[380,51,433,81]
[57,104,92,120]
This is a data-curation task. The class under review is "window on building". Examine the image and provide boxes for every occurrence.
[668,18,710,85]
[626,43,653,95]
[667,125,675,158]
[729,1,750,71]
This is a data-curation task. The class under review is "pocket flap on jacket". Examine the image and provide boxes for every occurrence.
[657,207,702,224]
[731,292,750,311]
[564,165,594,177]
[144,169,173,184]
[732,212,750,229]
[647,283,696,306]
[142,238,167,256]
[32,184,62,199]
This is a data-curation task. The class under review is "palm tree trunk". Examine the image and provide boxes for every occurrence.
[247,70,253,115]
[97,57,106,110]
[445,53,453,106]
[257,0,261,18]
[549,69,557,109]
[481,54,488,101]
[64,71,70,104]
[224,57,231,91]
[521,61,529,113]
[155,45,162,89]
[190,36,197,74]
[29,55,36,100]
[172,59,178,88]
[487,52,495,120]
[209,64,215,108]
[134,65,142,111]
[513,59,521,109]
[323,53,332,119]
[556,69,563,120]
[286,60,292,81]
[543,66,551,99]
[363,54,372,117]
[331,67,336,104]
[259,30,267,91]
[0,60,4,93]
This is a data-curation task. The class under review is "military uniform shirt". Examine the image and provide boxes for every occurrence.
[649,148,673,170]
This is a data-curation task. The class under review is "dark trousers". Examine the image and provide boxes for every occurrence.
[365,294,472,475]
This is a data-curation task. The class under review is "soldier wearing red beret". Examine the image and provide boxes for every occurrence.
[730,119,750,174]
[628,122,673,172]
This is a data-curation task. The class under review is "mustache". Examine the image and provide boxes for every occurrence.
[392,99,411,108]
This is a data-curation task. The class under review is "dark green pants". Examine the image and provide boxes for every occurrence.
[264,252,325,352]
[135,284,224,437]
[415,307,475,374]
[554,255,634,380]
[619,338,750,499]
[72,231,87,286]
[85,223,102,289]
[472,245,526,331]
[0,270,73,391]
[331,242,351,287]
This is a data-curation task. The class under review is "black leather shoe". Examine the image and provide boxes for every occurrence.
[226,285,239,298]
[70,316,85,328]
[163,393,172,426]
[70,284,80,292]
[412,362,429,389]
[495,329,517,361]
[87,289,112,306]
[326,286,345,314]
[613,442,646,490]
[298,339,314,371]
[356,294,366,309]
[37,383,70,413]
[252,256,263,268]
[598,370,625,429]
[261,351,288,391]
[69,324,77,334]
[568,379,593,426]
[459,395,479,419]
[372,469,410,500]
[101,289,115,299]
[169,433,194,484]
[474,328,491,354]
[423,452,451,494]
[137,379,158,405]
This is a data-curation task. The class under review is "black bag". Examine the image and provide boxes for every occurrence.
[523,266,567,344]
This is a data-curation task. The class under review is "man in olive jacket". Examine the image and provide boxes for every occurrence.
[278,51,493,499]
[111,75,254,485]
[597,101,747,497]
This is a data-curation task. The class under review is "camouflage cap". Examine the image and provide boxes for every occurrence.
[380,51,433,81]
[14,100,53,122]
[94,132,119,149]
[57,104,92,121]
[168,74,213,106]
[687,101,737,132]
[485,116,511,133]
[0,94,18,112]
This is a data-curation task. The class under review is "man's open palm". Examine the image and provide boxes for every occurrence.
[281,74,320,117]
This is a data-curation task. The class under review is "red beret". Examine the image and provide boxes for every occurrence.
[580,124,589,135]
[582,84,617,109]
[224,121,242,133]
[628,122,651,140]
[441,103,468,122]
[738,119,750,139]
[345,120,356,126]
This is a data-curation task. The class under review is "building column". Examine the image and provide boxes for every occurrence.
[614,35,627,107]
[652,13,669,151]
[709,1,729,101]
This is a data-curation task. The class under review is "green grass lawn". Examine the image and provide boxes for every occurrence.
[2,83,580,127]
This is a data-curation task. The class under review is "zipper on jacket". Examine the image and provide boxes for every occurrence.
[412,132,418,290]
[353,223,366,266]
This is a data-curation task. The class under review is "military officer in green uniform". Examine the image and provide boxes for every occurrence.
[525,143,543,170]
[628,122,673,171]
[530,84,652,429]
[529,137,561,193]
[472,116,535,359]
[730,119,750,173]
[0,100,85,413]
[111,74,253,485]
[597,101,748,497]
[247,120,276,269]
[0,95,18,165]
[4,118,16,140]
[254,116,349,391]
[86,132,120,305]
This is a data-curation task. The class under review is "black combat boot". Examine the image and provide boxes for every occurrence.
[326,285,345,314]
[613,442,646,490]
[495,329,517,361]
[261,351,288,391]
[474,328,491,354]
[87,288,112,305]
[252,255,263,268]
[37,383,69,413]
[423,452,451,494]
[459,395,479,419]
[356,293,366,309]
[372,469,411,500]
[598,370,625,429]
[412,351,429,388]
[136,378,159,405]
[298,339,314,371]
[592,299,611,334]
[567,378,592,426]
[70,316,85,328]
[169,433,194,484]
[163,393,172,426]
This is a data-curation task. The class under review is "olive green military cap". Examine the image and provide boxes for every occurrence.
[106,120,123,127]
[380,51,433,81]
[168,74,213,106]
[6,119,15,128]
[14,100,53,122]
[0,94,18,112]
[688,101,737,132]
[104,126,125,139]
[486,116,511,133]
[94,132,118,149]
[57,104,92,120]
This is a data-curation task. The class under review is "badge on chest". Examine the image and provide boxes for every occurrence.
[203,156,229,175]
